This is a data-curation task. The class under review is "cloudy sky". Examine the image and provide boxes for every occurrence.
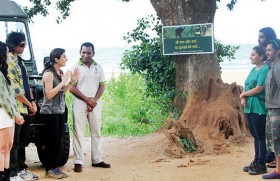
[14,0,280,48]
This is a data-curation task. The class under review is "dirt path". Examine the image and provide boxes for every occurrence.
[26,133,271,181]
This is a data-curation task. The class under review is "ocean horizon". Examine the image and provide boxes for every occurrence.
[33,43,256,78]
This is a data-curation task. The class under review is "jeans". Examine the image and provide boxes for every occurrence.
[245,113,267,166]
[266,150,275,163]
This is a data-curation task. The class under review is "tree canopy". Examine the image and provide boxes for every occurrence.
[22,0,241,23]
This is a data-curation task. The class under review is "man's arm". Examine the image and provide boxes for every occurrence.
[94,83,105,100]
[9,61,37,114]
[8,61,32,108]
[29,88,37,115]
[87,83,104,112]
[70,86,95,107]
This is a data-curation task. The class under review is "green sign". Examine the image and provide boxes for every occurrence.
[162,23,214,55]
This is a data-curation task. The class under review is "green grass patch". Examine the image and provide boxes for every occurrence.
[65,73,171,137]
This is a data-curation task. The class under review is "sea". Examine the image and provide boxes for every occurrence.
[33,43,256,78]
[33,46,127,77]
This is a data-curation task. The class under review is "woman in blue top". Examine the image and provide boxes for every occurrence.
[240,46,269,175]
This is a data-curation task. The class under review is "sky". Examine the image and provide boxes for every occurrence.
[215,0,280,44]
[13,0,280,49]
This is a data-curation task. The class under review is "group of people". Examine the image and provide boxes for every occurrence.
[241,27,280,179]
[0,32,110,180]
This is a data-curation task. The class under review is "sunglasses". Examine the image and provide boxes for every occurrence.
[17,43,26,48]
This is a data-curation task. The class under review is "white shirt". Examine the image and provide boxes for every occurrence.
[72,63,106,98]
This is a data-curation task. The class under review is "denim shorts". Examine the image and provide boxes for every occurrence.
[266,108,280,156]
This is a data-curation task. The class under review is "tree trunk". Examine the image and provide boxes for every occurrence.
[150,0,248,157]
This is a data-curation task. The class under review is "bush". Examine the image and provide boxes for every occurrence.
[65,73,170,137]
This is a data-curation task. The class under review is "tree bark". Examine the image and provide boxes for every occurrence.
[150,0,248,157]
[150,0,219,109]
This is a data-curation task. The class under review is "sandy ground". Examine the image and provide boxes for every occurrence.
[221,69,250,86]
[25,133,273,181]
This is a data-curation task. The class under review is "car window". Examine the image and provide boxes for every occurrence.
[0,21,31,61]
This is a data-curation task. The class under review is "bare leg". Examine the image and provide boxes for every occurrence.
[276,156,280,173]
[0,125,14,171]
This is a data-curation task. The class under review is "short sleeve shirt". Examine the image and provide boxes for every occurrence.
[7,53,28,114]
[73,59,106,98]
[265,60,280,108]
[244,64,269,114]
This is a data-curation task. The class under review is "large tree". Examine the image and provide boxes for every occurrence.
[23,0,249,156]
[146,0,247,157]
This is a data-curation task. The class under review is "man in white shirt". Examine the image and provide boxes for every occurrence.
[70,42,110,173]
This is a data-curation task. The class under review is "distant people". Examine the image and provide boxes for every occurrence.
[258,27,277,168]
[40,48,78,179]
[240,46,269,175]
[258,27,277,48]
[258,27,277,67]
[262,39,280,179]
[0,41,24,181]
[6,32,38,181]
[70,42,110,173]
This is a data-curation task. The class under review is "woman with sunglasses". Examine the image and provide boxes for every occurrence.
[0,41,24,181]
[262,39,280,179]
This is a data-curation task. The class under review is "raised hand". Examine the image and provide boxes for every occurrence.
[71,68,79,83]
[62,70,71,85]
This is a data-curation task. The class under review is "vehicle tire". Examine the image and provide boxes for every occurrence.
[57,131,70,167]
[36,132,70,167]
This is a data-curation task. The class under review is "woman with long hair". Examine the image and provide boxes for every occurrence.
[0,42,24,181]
[40,48,78,179]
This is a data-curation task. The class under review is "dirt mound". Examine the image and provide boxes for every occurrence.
[163,80,250,157]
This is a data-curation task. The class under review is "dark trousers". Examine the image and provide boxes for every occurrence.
[9,114,29,177]
[266,150,275,163]
[42,114,64,171]
[245,113,267,165]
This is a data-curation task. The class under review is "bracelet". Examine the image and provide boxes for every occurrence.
[30,99,35,102]
[70,81,76,85]
[93,97,99,102]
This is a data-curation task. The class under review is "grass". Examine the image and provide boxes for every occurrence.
[65,73,170,137]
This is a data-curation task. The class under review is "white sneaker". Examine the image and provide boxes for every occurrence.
[18,169,38,181]
[45,169,63,179]
[10,176,24,181]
